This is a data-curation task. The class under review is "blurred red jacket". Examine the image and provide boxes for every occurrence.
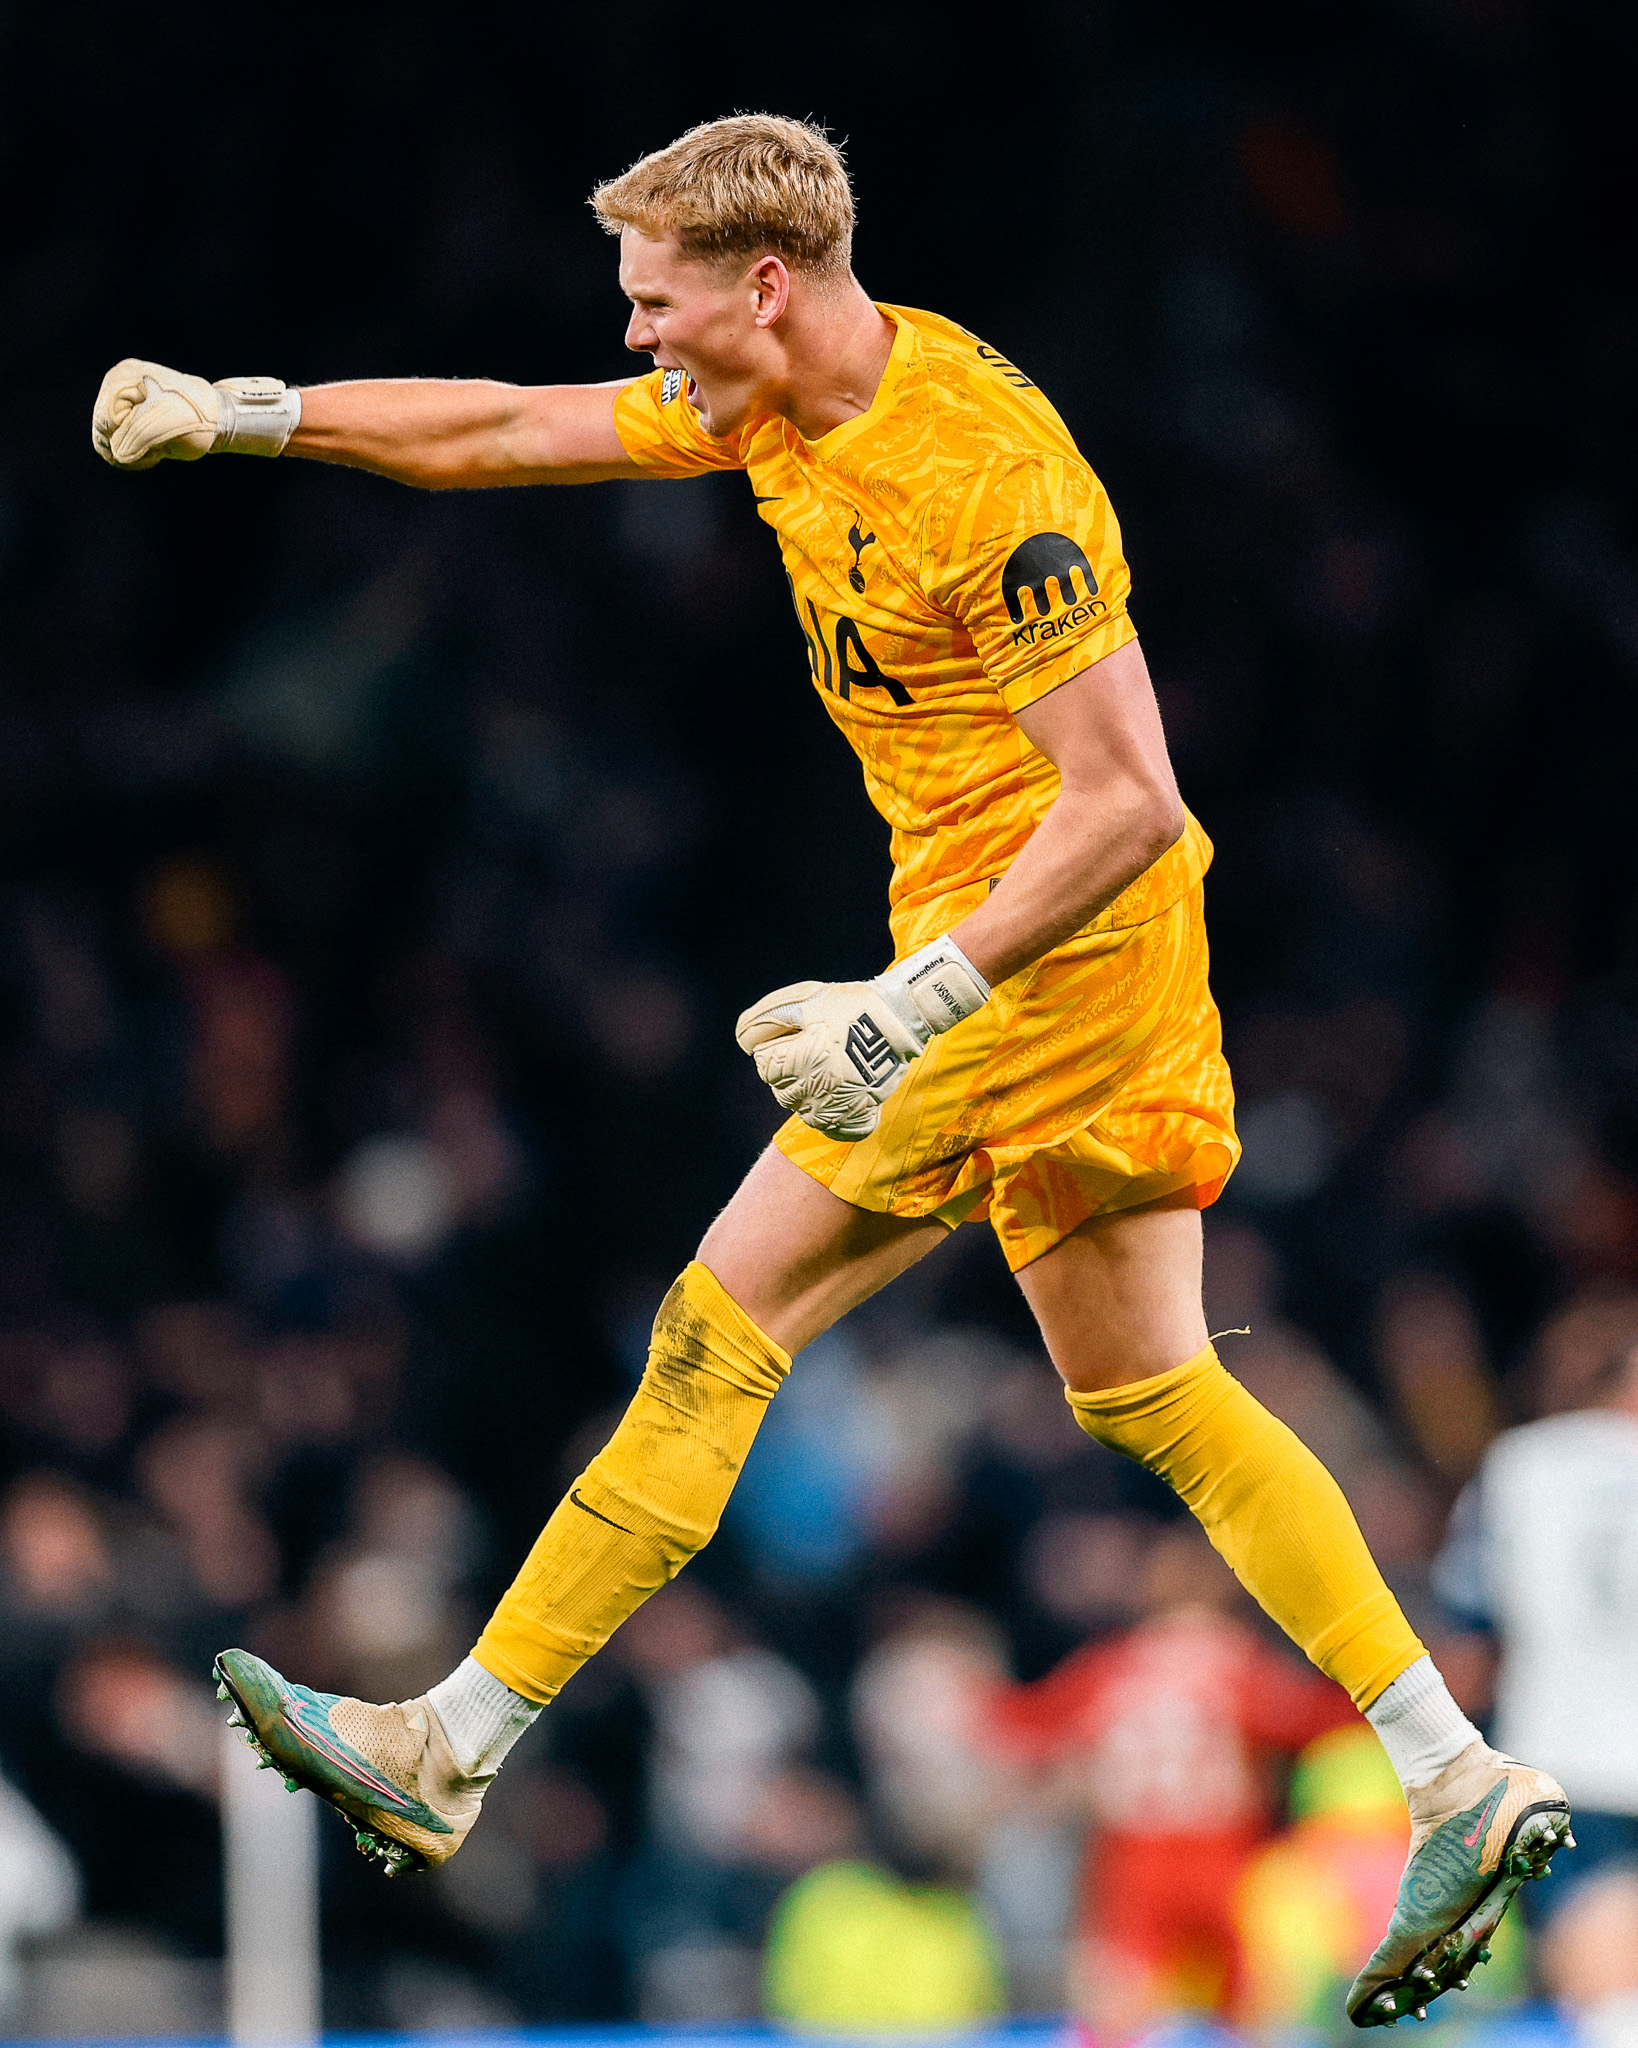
[994,1608,1358,1987]
[996,1610,1356,1834]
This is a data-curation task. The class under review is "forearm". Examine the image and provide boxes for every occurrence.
[288,378,634,489]
[946,779,1185,987]
[734,769,1184,1148]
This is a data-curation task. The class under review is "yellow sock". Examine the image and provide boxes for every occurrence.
[472,1260,789,1703]
[1065,1344,1423,1709]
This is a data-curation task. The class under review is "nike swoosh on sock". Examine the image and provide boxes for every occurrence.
[569,1488,635,1534]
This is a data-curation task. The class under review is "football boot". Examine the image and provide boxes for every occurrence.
[213,1647,483,1876]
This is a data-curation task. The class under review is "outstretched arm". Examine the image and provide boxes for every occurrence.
[91,359,646,487]
[290,378,642,488]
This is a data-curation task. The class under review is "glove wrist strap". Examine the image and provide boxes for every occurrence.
[874,937,992,1040]
[213,379,302,456]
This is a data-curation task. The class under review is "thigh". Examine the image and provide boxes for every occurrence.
[1014,1191,1209,1391]
[697,1144,949,1355]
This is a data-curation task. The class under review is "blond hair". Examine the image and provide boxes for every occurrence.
[590,115,854,278]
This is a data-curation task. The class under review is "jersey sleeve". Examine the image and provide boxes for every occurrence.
[921,453,1136,714]
[612,368,748,477]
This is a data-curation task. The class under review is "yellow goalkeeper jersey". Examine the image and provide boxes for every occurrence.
[613,303,1210,954]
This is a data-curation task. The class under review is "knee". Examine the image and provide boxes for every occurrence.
[1052,1341,1210,1396]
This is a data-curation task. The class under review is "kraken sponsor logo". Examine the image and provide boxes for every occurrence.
[1001,532,1106,646]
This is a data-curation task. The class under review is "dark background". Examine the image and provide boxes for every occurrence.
[0,0,1635,2027]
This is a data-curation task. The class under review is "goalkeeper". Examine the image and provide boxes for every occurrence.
[95,115,1569,2030]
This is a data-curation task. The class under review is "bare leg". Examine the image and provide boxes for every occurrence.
[1014,1190,1210,1390]
[698,1143,950,1354]
[1009,1185,1567,2033]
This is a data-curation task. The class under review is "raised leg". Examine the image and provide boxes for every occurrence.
[218,1146,946,1875]
[1013,1196,1570,2027]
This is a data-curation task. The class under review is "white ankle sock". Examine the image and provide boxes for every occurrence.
[1365,1655,1482,1791]
[426,1657,542,1778]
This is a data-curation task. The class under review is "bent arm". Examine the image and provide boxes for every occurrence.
[288,377,645,488]
[946,637,1186,986]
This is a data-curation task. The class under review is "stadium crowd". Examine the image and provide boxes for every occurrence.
[0,0,1636,2038]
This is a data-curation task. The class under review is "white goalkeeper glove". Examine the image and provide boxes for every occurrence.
[736,935,992,1141]
[92,359,302,470]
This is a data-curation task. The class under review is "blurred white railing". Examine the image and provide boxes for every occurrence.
[221,1722,320,2048]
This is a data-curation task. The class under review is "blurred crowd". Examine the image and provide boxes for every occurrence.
[1,0,1637,2039]
[3,1247,1637,2042]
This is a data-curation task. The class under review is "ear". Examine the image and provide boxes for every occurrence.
[748,256,791,328]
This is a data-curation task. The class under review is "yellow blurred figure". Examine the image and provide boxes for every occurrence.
[763,1858,1004,2033]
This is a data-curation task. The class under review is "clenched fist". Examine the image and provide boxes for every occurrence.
[735,935,992,1141]
[92,360,301,470]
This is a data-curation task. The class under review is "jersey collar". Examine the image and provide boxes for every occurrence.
[794,305,915,459]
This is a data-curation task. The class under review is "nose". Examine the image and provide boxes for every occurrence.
[624,306,656,355]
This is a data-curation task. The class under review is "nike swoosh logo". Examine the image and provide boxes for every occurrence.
[570,1487,634,1534]
[282,1700,429,1816]
[1464,1784,1506,1848]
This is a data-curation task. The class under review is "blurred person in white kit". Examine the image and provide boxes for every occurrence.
[0,1772,78,2021]
[1436,1335,1638,1915]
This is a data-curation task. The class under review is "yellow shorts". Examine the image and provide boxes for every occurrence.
[775,884,1240,1273]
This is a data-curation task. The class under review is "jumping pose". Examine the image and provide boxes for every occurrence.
[93,115,1570,2026]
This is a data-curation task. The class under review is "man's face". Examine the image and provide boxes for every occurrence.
[619,229,774,437]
